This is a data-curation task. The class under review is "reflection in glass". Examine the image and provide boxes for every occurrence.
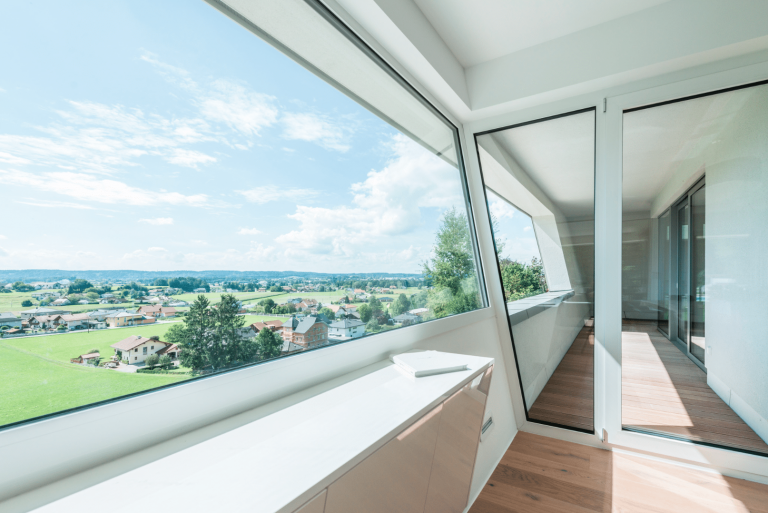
[657,211,671,335]
[477,109,595,433]
[690,186,706,363]
[622,81,768,456]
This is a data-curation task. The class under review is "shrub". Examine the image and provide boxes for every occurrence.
[21,300,33,307]
[158,354,172,369]
[145,354,160,369]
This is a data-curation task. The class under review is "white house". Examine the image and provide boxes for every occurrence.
[51,298,71,306]
[110,335,176,364]
[60,314,92,330]
[19,307,70,319]
[328,318,365,341]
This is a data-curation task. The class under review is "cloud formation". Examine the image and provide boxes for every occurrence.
[281,112,352,152]
[139,217,174,225]
[237,227,261,235]
[0,170,211,207]
[236,185,318,204]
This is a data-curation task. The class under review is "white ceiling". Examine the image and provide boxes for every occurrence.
[486,110,595,219]
[412,0,672,68]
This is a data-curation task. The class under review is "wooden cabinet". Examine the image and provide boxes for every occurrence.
[325,404,444,513]
[294,490,327,513]
[322,365,493,513]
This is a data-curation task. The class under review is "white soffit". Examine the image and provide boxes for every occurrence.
[488,111,595,220]
[413,0,671,68]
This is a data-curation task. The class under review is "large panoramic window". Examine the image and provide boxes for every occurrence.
[476,109,596,433]
[0,0,484,427]
[621,81,768,456]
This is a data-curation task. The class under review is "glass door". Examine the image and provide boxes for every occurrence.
[677,201,690,346]
[690,184,706,364]
[657,210,671,336]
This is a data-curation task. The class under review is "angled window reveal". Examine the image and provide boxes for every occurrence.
[0,0,484,428]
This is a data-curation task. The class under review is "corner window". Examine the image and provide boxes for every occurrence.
[0,0,484,428]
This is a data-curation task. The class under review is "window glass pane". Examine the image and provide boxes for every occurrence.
[622,82,768,456]
[0,0,483,427]
[476,109,595,433]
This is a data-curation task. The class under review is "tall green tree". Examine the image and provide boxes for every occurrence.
[257,328,282,360]
[422,208,481,317]
[498,257,546,301]
[389,293,412,316]
[358,304,372,323]
[368,295,383,315]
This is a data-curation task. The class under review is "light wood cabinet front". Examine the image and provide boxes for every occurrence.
[324,404,443,513]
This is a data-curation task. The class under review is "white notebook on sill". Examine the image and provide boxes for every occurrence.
[392,350,469,378]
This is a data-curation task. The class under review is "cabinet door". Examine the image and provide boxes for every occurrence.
[294,489,326,513]
[423,365,493,513]
[324,404,443,513]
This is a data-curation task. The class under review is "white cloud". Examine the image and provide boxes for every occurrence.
[142,53,278,138]
[139,217,174,225]
[0,101,219,174]
[147,247,168,253]
[0,234,6,239]
[17,199,95,210]
[236,185,318,204]
[0,247,8,258]
[237,227,261,235]
[0,170,212,207]
[489,199,516,220]
[523,226,532,232]
[281,112,352,152]
[276,134,465,260]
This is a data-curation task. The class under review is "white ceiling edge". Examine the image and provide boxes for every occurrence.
[332,0,768,124]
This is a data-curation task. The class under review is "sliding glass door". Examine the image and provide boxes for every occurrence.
[690,184,706,364]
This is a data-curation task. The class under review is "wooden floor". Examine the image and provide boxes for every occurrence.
[470,431,768,512]
[622,323,768,455]
[528,325,594,432]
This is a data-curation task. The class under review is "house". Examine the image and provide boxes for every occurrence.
[155,343,180,360]
[168,300,189,307]
[408,308,429,316]
[70,352,100,365]
[328,318,365,341]
[88,309,123,322]
[278,315,328,349]
[0,313,23,329]
[393,313,420,325]
[110,335,173,364]
[51,298,71,306]
[251,320,283,333]
[100,293,115,299]
[20,307,70,319]
[193,288,207,293]
[27,315,65,330]
[136,305,177,318]
[60,313,92,330]
[378,297,393,303]
[105,312,156,328]
[258,288,266,292]
[77,299,89,305]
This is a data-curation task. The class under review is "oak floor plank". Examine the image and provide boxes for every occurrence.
[470,432,768,513]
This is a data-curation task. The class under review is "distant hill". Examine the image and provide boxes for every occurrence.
[0,269,423,283]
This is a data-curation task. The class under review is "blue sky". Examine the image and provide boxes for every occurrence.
[0,0,468,274]
[486,189,541,264]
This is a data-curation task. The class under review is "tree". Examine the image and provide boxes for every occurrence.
[88,348,100,354]
[422,208,481,318]
[145,354,160,369]
[86,292,100,302]
[158,354,172,370]
[12,282,34,292]
[175,297,213,371]
[21,300,33,307]
[269,285,282,292]
[259,298,276,313]
[319,307,335,320]
[211,294,255,366]
[368,295,383,316]
[389,293,411,316]
[68,279,93,294]
[358,304,373,323]
[499,257,546,301]
[257,328,282,360]
[154,278,169,287]
[366,318,380,333]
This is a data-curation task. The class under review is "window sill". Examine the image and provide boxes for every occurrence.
[506,290,574,327]
[21,353,493,513]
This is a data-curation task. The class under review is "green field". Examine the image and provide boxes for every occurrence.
[0,314,289,426]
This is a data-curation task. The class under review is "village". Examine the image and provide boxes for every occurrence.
[0,278,431,376]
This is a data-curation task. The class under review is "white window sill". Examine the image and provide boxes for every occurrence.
[506,290,575,326]
[25,353,493,513]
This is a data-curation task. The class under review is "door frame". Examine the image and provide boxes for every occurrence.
[601,60,768,481]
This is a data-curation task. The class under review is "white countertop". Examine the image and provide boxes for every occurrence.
[33,352,493,513]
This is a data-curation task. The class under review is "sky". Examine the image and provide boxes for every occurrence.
[0,0,470,274]
[486,189,541,264]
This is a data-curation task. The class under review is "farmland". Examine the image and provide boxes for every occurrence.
[0,314,283,426]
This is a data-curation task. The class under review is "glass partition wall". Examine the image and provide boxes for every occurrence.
[476,109,596,433]
[622,81,768,456]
